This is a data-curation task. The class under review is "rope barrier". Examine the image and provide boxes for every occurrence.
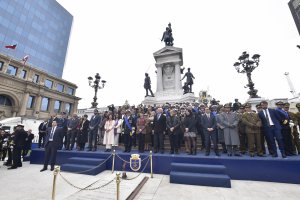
[60,154,112,174]
[59,172,115,191]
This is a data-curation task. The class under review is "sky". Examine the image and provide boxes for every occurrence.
[57,0,300,109]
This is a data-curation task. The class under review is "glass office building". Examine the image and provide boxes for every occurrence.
[0,0,73,78]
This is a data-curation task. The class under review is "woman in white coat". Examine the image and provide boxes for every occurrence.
[113,114,123,148]
[104,114,115,152]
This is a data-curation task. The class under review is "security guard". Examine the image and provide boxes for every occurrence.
[242,104,263,157]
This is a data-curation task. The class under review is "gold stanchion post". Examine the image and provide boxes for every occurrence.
[150,150,153,178]
[116,172,121,200]
[112,149,116,173]
[52,166,60,200]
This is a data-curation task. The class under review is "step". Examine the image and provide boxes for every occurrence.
[170,171,231,188]
[68,157,106,165]
[171,163,226,175]
[61,163,106,175]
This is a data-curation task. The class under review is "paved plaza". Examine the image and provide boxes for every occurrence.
[0,161,300,200]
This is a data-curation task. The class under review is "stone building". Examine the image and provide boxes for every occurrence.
[0,54,80,120]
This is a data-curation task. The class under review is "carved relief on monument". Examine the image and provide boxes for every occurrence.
[162,63,175,90]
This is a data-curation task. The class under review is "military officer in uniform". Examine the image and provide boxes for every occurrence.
[242,104,263,157]
[237,105,247,154]
[283,103,298,155]
[294,103,300,154]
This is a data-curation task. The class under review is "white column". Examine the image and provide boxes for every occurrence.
[175,63,182,91]
[19,92,29,116]
[156,64,163,92]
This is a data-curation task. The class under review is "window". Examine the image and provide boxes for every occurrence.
[6,65,18,76]
[57,83,64,92]
[54,100,61,113]
[27,96,35,109]
[0,61,3,71]
[40,97,49,111]
[65,103,72,114]
[33,74,39,83]
[45,79,53,89]
[0,95,12,106]
[20,70,27,79]
[67,87,74,95]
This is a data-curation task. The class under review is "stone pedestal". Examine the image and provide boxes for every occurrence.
[246,97,266,111]
[142,46,195,105]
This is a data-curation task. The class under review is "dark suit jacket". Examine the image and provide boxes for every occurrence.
[166,115,181,134]
[258,108,283,130]
[45,127,63,148]
[201,113,217,133]
[153,114,166,134]
[89,114,101,130]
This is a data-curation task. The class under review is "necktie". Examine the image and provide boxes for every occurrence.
[157,114,160,120]
[50,128,54,140]
[265,109,270,126]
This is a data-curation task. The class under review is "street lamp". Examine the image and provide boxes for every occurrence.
[88,73,106,108]
[233,51,260,98]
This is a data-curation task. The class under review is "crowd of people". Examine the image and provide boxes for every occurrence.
[37,100,300,159]
[2,99,300,171]
[0,125,34,169]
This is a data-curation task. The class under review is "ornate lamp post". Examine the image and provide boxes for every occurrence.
[233,51,260,98]
[88,73,106,108]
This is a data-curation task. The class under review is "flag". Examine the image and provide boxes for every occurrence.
[5,44,17,49]
[22,55,29,65]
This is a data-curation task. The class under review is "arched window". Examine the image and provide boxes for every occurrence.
[0,95,13,106]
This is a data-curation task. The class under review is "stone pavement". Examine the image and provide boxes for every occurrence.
[1,161,300,200]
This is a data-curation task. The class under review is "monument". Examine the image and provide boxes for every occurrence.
[143,23,195,105]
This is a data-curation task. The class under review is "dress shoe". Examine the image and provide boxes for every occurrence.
[40,168,47,172]
[169,151,174,154]
[234,153,241,157]
[175,151,179,154]
[8,166,17,170]
[215,152,220,157]
[92,148,97,152]
[205,152,210,156]
[250,153,255,157]
[50,167,54,171]
[227,153,232,157]
[3,162,12,166]
[272,154,278,158]
[282,153,287,158]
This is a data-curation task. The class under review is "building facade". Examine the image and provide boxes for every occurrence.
[0,54,80,120]
[0,0,72,78]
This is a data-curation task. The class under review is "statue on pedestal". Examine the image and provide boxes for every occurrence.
[144,73,154,97]
[181,68,195,93]
[161,23,174,46]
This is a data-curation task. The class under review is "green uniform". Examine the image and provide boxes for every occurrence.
[242,111,263,156]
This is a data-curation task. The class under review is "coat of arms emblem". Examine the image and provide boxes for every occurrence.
[130,154,141,172]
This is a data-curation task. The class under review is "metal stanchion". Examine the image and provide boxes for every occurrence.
[112,150,116,173]
[150,151,153,178]
[116,172,121,200]
[52,166,60,200]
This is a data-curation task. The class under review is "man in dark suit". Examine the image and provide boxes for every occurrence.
[166,109,181,154]
[258,101,286,158]
[40,121,63,171]
[122,110,135,152]
[201,107,220,156]
[153,107,167,153]
[38,120,48,148]
[87,109,101,151]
